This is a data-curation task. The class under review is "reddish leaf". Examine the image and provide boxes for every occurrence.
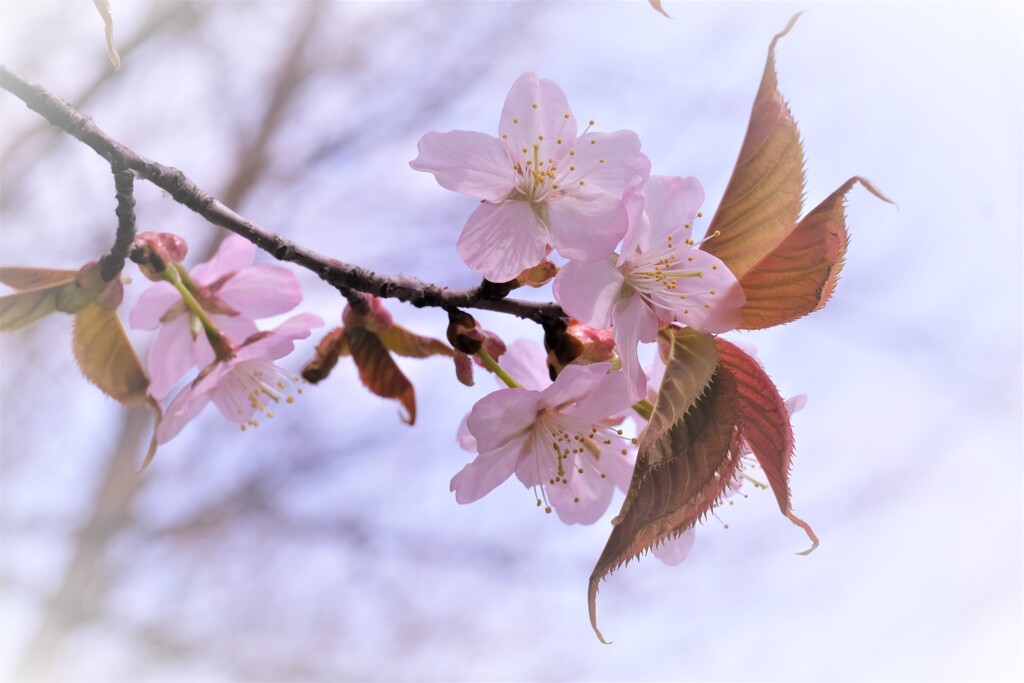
[703,14,805,279]
[453,350,475,387]
[515,259,557,288]
[715,338,817,553]
[738,177,894,329]
[0,267,78,291]
[378,323,453,359]
[301,326,350,384]
[0,267,82,332]
[73,302,149,405]
[346,326,416,425]
[589,328,727,643]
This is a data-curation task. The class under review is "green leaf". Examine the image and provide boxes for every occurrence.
[0,268,82,332]
[589,327,727,643]
[703,14,805,280]
[738,177,894,329]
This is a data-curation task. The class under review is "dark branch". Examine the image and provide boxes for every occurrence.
[0,65,564,326]
[99,163,136,281]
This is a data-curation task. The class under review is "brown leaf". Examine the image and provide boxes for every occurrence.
[715,338,817,553]
[378,323,453,359]
[72,302,149,405]
[703,14,805,280]
[647,0,670,18]
[0,268,86,332]
[347,326,416,425]
[301,326,349,384]
[738,177,894,329]
[589,328,728,643]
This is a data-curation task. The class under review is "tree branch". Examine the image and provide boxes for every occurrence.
[99,163,136,281]
[0,65,564,326]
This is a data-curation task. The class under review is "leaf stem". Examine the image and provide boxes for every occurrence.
[163,264,229,354]
[477,348,520,389]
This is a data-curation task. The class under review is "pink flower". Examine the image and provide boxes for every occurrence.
[156,313,322,444]
[451,354,637,525]
[410,72,650,282]
[130,235,302,399]
[554,175,746,400]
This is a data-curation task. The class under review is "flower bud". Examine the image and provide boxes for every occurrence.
[131,232,189,280]
[446,309,484,355]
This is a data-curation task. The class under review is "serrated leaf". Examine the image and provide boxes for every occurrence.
[703,14,805,280]
[0,268,85,332]
[715,337,817,552]
[73,302,149,405]
[738,176,894,329]
[346,326,416,425]
[377,323,453,359]
[589,327,728,643]
[301,326,349,384]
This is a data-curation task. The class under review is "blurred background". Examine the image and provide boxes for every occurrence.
[1,1,1021,681]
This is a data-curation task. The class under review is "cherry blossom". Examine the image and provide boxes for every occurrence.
[410,72,650,282]
[156,313,322,444]
[451,349,637,524]
[554,175,746,399]
[130,235,302,399]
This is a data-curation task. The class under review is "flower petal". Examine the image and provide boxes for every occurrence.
[499,72,577,168]
[409,130,516,202]
[499,339,552,392]
[236,312,323,362]
[450,431,531,504]
[191,235,255,284]
[558,130,650,196]
[545,459,617,525]
[147,316,198,400]
[156,372,221,444]
[547,191,627,262]
[553,256,624,329]
[456,200,549,282]
[643,175,705,247]
[612,295,659,401]
[652,528,696,566]
[466,387,540,453]
[659,250,746,333]
[537,362,614,413]
[217,264,301,318]
[129,281,179,330]
[564,369,632,424]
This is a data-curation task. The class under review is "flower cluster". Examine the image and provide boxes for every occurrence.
[413,73,747,534]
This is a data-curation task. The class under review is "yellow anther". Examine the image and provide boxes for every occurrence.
[599,159,605,164]
[556,138,563,144]
[588,119,595,125]
[704,303,711,309]
[569,166,575,171]
[513,118,520,124]
[532,103,538,109]
[710,290,716,295]
[574,497,580,503]
[545,506,552,513]
[501,134,508,139]
[579,180,585,186]
[564,113,570,119]
[697,211,704,218]
[538,135,544,141]
[590,139,596,145]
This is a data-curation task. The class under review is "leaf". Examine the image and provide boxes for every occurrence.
[72,302,149,405]
[703,14,805,280]
[715,338,817,553]
[346,326,416,425]
[0,268,85,332]
[648,0,670,18]
[377,323,453,359]
[589,328,728,643]
[301,326,350,384]
[738,177,894,329]
[93,0,121,70]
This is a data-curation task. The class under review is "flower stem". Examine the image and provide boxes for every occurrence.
[477,348,520,389]
[632,399,654,421]
[163,263,229,353]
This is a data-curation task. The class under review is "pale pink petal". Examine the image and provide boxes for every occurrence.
[643,175,704,247]
[455,414,476,452]
[613,295,660,401]
[409,130,516,202]
[564,369,632,424]
[498,72,577,168]
[557,130,650,196]
[546,191,627,262]
[217,264,301,318]
[466,388,540,453]
[785,394,808,415]
[191,235,255,284]
[536,362,614,413]
[499,339,552,392]
[208,359,279,424]
[617,186,650,267]
[450,431,531,504]
[663,251,745,333]
[553,256,624,329]
[456,200,548,282]
[147,316,198,400]
[653,528,696,566]
[193,313,259,368]
[235,312,323,362]
[155,365,227,444]
[546,462,617,525]
[129,281,179,330]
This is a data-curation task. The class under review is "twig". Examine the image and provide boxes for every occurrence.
[99,163,136,281]
[0,65,564,326]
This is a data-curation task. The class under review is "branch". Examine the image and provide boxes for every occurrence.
[0,65,564,326]
[99,163,136,281]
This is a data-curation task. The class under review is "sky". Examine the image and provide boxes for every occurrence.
[1,2,1022,681]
